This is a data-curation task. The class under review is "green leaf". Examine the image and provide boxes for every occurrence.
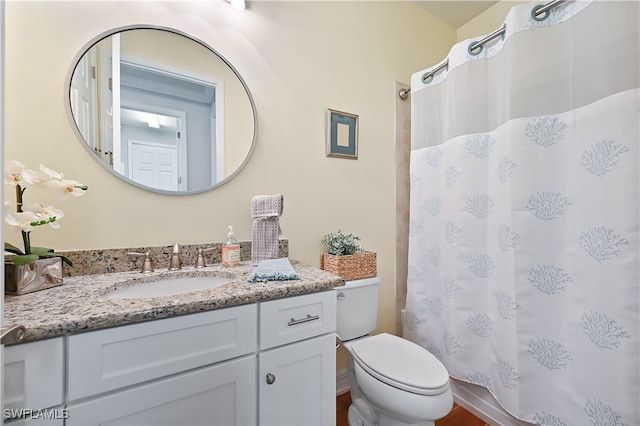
[30,246,56,255]
[9,254,40,265]
[36,252,73,267]
[6,245,73,267]
[321,229,362,256]
[4,242,25,256]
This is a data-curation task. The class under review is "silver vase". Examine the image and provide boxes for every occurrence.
[5,257,63,295]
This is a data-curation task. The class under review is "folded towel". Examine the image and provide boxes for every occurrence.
[251,194,284,263]
[251,194,284,218]
[247,258,299,283]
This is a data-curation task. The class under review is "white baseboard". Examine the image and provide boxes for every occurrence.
[336,368,350,395]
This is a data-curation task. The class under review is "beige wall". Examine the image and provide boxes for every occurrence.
[4,1,456,370]
[457,0,529,41]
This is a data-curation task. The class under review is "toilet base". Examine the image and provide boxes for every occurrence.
[348,403,435,426]
[348,403,374,426]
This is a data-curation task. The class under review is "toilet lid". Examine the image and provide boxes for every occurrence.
[350,333,450,395]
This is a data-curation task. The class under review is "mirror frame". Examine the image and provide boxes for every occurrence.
[65,25,257,195]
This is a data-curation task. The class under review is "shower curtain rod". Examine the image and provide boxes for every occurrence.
[398,0,567,100]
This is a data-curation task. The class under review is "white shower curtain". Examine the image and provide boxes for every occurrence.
[404,1,639,425]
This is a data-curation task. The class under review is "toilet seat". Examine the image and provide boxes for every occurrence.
[349,333,450,396]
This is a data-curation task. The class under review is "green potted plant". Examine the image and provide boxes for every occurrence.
[4,160,88,295]
[320,230,376,281]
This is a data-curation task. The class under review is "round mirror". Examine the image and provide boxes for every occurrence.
[67,26,256,195]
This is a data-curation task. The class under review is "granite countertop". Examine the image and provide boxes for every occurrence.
[5,260,345,343]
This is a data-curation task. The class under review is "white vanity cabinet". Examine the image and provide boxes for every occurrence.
[258,291,337,426]
[4,289,338,426]
[3,338,65,425]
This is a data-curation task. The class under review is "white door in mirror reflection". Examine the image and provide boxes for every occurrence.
[70,49,99,155]
[120,105,188,191]
[118,62,216,191]
[129,140,180,191]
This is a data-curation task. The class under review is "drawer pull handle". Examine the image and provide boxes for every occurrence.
[1,325,25,345]
[266,373,276,385]
[288,314,320,326]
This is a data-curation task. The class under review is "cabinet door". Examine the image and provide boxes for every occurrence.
[259,333,336,426]
[3,338,64,411]
[66,355,256,426]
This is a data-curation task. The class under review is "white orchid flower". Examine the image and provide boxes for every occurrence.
[4,160,88,265]
[39,164,64,180]
[7,204,64,231]
[38,205,64,229]
[45,179,88,198]
[4,160,27,186]
[5,211,39,232]
[22,168,52,185]
[22,203,64,229]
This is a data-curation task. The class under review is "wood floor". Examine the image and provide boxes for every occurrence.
[337,392,489,426]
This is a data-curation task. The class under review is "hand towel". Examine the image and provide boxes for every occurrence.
[251,194,284,263]
[247,258,299,283]
[251,194,284,218]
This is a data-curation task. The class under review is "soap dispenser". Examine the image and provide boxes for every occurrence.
[222,225,241,267]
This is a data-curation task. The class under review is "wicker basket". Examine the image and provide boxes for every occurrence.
[320,251,377,281]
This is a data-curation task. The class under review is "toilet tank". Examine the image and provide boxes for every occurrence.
[336,277,380,341]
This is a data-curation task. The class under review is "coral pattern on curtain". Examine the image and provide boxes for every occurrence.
[404,1,639,425]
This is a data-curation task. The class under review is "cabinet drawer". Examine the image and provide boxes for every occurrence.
[68,304,257,400]
[67,355,256,426]
[259,291,336,350]
[4,338,64,411]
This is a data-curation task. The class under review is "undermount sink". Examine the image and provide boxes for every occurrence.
[106,275,233,299]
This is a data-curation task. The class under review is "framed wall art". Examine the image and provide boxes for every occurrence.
[326,109,358,159]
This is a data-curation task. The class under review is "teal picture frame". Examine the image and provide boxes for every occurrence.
[326,109,358,159]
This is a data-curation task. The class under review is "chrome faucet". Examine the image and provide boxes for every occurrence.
[169,243,182,270]
[128,251,154,273]
[195,247,216,268]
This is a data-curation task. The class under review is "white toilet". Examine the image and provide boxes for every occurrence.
[336,277,453,426]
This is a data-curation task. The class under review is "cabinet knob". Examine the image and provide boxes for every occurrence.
[266,373,276,385]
